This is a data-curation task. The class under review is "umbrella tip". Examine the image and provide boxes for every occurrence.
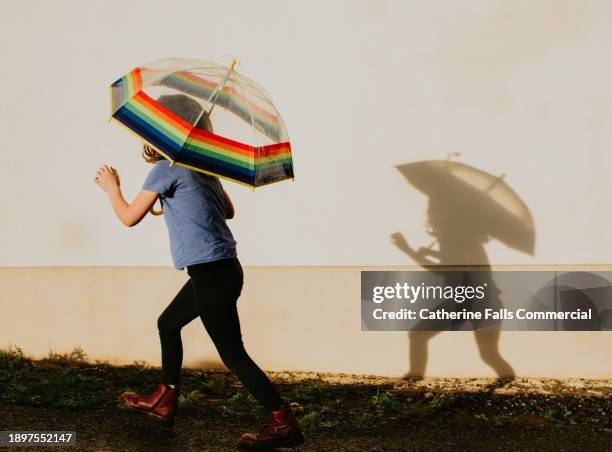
[446,152,461,160]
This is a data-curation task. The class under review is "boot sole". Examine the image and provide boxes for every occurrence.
[119,397,176,429]
[238,432,305,450]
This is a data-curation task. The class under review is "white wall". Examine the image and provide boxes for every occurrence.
[1,0,612,267]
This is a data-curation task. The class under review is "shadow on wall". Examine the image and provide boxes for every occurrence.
[390,157,536,380]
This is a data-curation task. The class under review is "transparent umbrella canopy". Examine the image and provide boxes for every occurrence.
[109,58,294,188]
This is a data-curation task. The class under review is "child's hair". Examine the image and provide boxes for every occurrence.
[142,94,213,163]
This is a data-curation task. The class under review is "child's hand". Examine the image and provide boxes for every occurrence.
[94,165,120,193]
[390,232,411,252]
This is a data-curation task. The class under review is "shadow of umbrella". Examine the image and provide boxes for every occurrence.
[396,160,535,256]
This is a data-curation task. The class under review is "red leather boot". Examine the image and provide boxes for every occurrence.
[120,383,179,428]
[238,404,304,449]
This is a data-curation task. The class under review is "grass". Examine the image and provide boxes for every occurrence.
[0,346,611,435]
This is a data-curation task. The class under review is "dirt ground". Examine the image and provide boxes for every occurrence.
[2,402,610,451]
[1,350,611,451]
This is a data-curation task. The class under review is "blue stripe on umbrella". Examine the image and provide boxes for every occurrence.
[179,149,255,185]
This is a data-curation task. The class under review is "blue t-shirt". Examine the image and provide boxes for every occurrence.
[142,160,237,270]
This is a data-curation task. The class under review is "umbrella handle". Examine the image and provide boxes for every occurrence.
[149,205,163,216]
[426,239,438,250]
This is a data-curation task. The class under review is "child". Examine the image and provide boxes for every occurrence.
[94,94,303,449]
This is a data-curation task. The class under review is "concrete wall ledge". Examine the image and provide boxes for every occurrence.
[1,266,610,379]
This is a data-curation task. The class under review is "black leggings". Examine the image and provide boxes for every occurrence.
[157,257,285,411]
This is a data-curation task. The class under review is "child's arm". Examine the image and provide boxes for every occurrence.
[390,232,441,267]
[94,165,158,227]
[222,187,235,219]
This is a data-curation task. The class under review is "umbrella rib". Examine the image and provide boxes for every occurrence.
[206,59,237,116]
[233,74,258,185]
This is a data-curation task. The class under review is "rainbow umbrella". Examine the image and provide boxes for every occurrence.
[109,58,293,188]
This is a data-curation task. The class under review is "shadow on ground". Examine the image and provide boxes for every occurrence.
[1,348,610,451]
